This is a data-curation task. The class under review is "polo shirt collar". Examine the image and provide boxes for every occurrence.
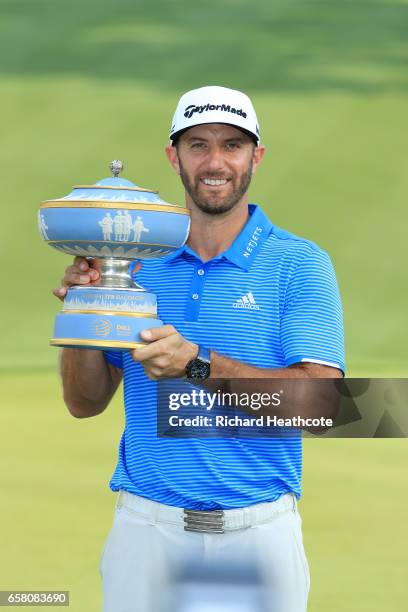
[164,204,273,271]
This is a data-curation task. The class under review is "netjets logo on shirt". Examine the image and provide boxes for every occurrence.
[232,292,260,310]
[184,103,247,120]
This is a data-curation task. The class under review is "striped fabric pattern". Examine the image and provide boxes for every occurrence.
[104,204,345,510]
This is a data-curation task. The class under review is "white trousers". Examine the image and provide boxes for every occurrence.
[100,491,310,612]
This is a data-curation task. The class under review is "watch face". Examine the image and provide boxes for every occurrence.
[188,359,211,380]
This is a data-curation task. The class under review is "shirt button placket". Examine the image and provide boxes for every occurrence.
[185,265,208,321]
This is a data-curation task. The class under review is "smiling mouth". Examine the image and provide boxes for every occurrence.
[200,178,230,186]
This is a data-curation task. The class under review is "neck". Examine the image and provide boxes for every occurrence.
[186,196,250,262]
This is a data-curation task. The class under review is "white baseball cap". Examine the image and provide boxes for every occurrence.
[169,85,260,145]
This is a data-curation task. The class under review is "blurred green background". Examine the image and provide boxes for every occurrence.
[1,0,407,610]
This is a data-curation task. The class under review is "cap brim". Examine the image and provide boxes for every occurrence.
[170,122,259,145]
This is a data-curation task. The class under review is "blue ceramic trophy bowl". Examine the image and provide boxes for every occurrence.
[39,161,190,350]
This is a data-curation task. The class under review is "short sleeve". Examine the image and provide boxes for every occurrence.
[103,350,123,369]
[280,248,345,373]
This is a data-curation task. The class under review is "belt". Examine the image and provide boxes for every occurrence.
[117,491,297,534]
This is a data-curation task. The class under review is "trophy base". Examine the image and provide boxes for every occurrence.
[49,338,149,350]
[51,286,163,351]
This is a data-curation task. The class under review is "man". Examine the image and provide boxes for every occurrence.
[55,85,345,611]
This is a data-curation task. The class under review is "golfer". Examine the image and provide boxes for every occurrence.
[54,85,345,612]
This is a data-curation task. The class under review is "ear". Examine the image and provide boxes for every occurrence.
[165,144,181,175]
[251,145,266,174]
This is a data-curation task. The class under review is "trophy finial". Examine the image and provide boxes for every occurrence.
[110,160,124,178]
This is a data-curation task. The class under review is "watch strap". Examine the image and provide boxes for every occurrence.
[196,345,211,364]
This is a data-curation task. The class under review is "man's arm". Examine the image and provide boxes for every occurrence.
[60,349,122,418]
[131,326,341,427]
[208,351,341,379]
[131,326,342,380]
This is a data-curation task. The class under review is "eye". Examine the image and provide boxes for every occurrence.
[191,142,206,150]
[225,142,240,151]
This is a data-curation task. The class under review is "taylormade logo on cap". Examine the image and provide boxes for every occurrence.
[184,103,247,120]
[170,85,260,144]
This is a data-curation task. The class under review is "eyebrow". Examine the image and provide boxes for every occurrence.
[186,136,247,144]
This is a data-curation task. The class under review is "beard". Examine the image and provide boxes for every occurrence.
[178,158,253,215]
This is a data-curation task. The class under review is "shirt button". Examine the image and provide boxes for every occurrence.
[192,293,199,300]
[197,268,205,276]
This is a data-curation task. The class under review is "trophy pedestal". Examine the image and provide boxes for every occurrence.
[50,286,162,350]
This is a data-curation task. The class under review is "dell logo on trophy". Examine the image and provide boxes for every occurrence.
[39,160,190,350]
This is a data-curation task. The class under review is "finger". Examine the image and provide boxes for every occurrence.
[73,256,90,272]
[145,371,159,381]
[72,257,100,278]
[74,258,100,281]
[61,270,93,287]
[63,263,85,278]
[140,325,176,342]
[131,336,173,362]
[52,286,67,301]
[88,267,100,281]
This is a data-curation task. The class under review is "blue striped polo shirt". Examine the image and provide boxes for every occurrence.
[104,204,345,510]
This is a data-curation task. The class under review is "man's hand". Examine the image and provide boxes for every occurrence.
[52,256,101,301]
[131,325,198,380]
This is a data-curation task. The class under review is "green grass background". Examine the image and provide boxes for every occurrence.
[1,0,407,610]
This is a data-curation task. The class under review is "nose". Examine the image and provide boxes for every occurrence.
[205,145,225,173]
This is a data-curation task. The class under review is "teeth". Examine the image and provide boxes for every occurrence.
[202,178,228,186]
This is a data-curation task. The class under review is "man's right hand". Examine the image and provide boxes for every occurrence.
[53,256,101,301]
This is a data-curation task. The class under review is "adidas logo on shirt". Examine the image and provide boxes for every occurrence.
[232,292,260,310]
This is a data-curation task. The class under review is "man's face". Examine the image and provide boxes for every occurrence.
[166,124,264,215]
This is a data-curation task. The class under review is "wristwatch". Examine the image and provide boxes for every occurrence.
[185,346,211,381]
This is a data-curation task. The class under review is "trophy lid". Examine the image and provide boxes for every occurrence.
[42,160,184,208]
[38,159,190,260]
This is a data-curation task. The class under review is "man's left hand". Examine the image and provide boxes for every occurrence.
[131,325,198,380]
